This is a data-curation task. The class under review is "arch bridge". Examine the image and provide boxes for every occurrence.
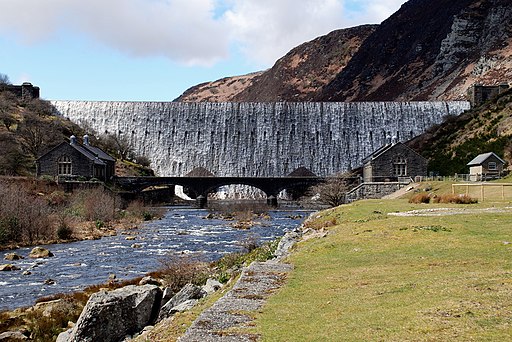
[114,176,323,208]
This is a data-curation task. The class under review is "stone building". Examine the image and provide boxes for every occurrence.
[467,83,509,107]
[362,141,427,182]
[36,135,115,182]
[467,152,505,181]
[1,82,40,100]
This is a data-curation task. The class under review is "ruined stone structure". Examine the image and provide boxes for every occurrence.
[467,83,509,107]
[1,82,40,100]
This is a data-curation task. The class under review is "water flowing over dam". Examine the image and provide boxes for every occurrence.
[51,101,470,177]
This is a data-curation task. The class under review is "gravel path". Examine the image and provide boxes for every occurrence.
[178,261,292,342]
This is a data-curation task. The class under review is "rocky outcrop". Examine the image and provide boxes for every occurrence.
[318,0,512,102]
[59,285,162,342]
[0,331,28,341]
[28,247,53,259]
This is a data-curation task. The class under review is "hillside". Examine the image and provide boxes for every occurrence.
[0,90,81,176]
[177,0,511,103]
[318,0,512,101]
[0,87,152,177]
[408,87,512,175]
[175,25,376,102]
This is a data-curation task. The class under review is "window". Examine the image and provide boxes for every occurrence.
[488,161,497,171]
[58,156,72,175]
[393,156,407,176]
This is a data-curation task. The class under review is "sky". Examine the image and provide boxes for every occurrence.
[0,0,407,101]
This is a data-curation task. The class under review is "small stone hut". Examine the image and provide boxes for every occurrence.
[362,142,427,182]
[467,152,505,181]
[36,135,115,182]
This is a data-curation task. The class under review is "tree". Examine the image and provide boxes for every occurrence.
[0,73,10,85]
[102,133,135,160]
[310,171,358,207]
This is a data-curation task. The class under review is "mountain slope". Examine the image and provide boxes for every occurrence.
[175,25,377,102]
[408,88,512,175]
[318,0,512,101]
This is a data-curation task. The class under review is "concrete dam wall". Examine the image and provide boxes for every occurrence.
[51,101,470,178]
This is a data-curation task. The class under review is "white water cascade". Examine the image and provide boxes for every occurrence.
[51,101,470,178]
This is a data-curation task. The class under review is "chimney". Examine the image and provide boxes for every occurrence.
[70,135,77,145]
[83,134,90,146]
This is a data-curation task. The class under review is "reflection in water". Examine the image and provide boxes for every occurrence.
[0,208,308,311]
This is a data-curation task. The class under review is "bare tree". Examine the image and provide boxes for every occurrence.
[102,133,134,160]
[0,73,10,85]
[310,171,358,207]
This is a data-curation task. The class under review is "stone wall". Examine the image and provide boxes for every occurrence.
[51,101,470,178]
[36,143,94,179]
[467,84,509,106]
[346,182,403,202]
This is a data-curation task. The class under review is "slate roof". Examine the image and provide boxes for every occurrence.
[83,144,116,162]
[71,143,106,165]
[362,142,426,165]
[467,152,505,166]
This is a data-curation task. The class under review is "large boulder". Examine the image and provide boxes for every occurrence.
[202,278,223,295]
[28,247,53,259]
[158,284,206,321]
[61,285,162,342]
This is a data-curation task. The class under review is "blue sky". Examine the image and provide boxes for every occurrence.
[0,0,406,101]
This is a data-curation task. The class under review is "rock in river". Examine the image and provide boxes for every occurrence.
[28,247,54,259]
[0,264,21,271]
[4,253,24,261]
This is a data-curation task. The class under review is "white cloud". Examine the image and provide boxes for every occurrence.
[223,0,345,66]
[0,0,230,66]
[0,0,407,67]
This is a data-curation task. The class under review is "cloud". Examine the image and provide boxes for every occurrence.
[0,0,230,66]
[223,0,345,66]
[0,0,407,67]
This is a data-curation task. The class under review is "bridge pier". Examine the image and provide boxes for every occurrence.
[196,195,207,209]
[266,195,278,207]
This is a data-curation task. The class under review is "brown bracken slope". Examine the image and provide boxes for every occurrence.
[175,25,377,102]
[177,0,512,103]
[317,0,512,101]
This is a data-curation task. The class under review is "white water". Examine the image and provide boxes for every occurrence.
[51,101,470,177]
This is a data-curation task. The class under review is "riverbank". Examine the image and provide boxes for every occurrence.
[129,190,512,341]
[251,199,512,341]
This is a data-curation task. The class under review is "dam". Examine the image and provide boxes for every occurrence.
[51,101,470,178]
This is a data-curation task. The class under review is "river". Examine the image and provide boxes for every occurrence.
[0,207,309,311]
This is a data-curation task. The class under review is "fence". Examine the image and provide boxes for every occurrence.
[452,183,512,201]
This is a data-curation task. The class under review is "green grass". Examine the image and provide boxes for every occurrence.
[254,199,512,341]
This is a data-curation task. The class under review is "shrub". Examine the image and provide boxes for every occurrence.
[155,254,209,293]
[0,181,51,244]
[71,187,119,222]
[409,193,431,204]
[432,194,478,204]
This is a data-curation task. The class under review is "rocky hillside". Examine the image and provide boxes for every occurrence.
[177,0,511,103]
[408,87,512,175]
[176,25,377,102]
[318,0,512,101]
[0,87,152,177]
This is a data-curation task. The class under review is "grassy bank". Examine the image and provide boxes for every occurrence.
[254,198,512,341]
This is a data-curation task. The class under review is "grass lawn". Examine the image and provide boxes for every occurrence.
[254,199,512,341]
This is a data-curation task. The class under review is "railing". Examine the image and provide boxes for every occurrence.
[452,183,512,201]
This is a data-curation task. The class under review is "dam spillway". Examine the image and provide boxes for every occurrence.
[51,101,470,177]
